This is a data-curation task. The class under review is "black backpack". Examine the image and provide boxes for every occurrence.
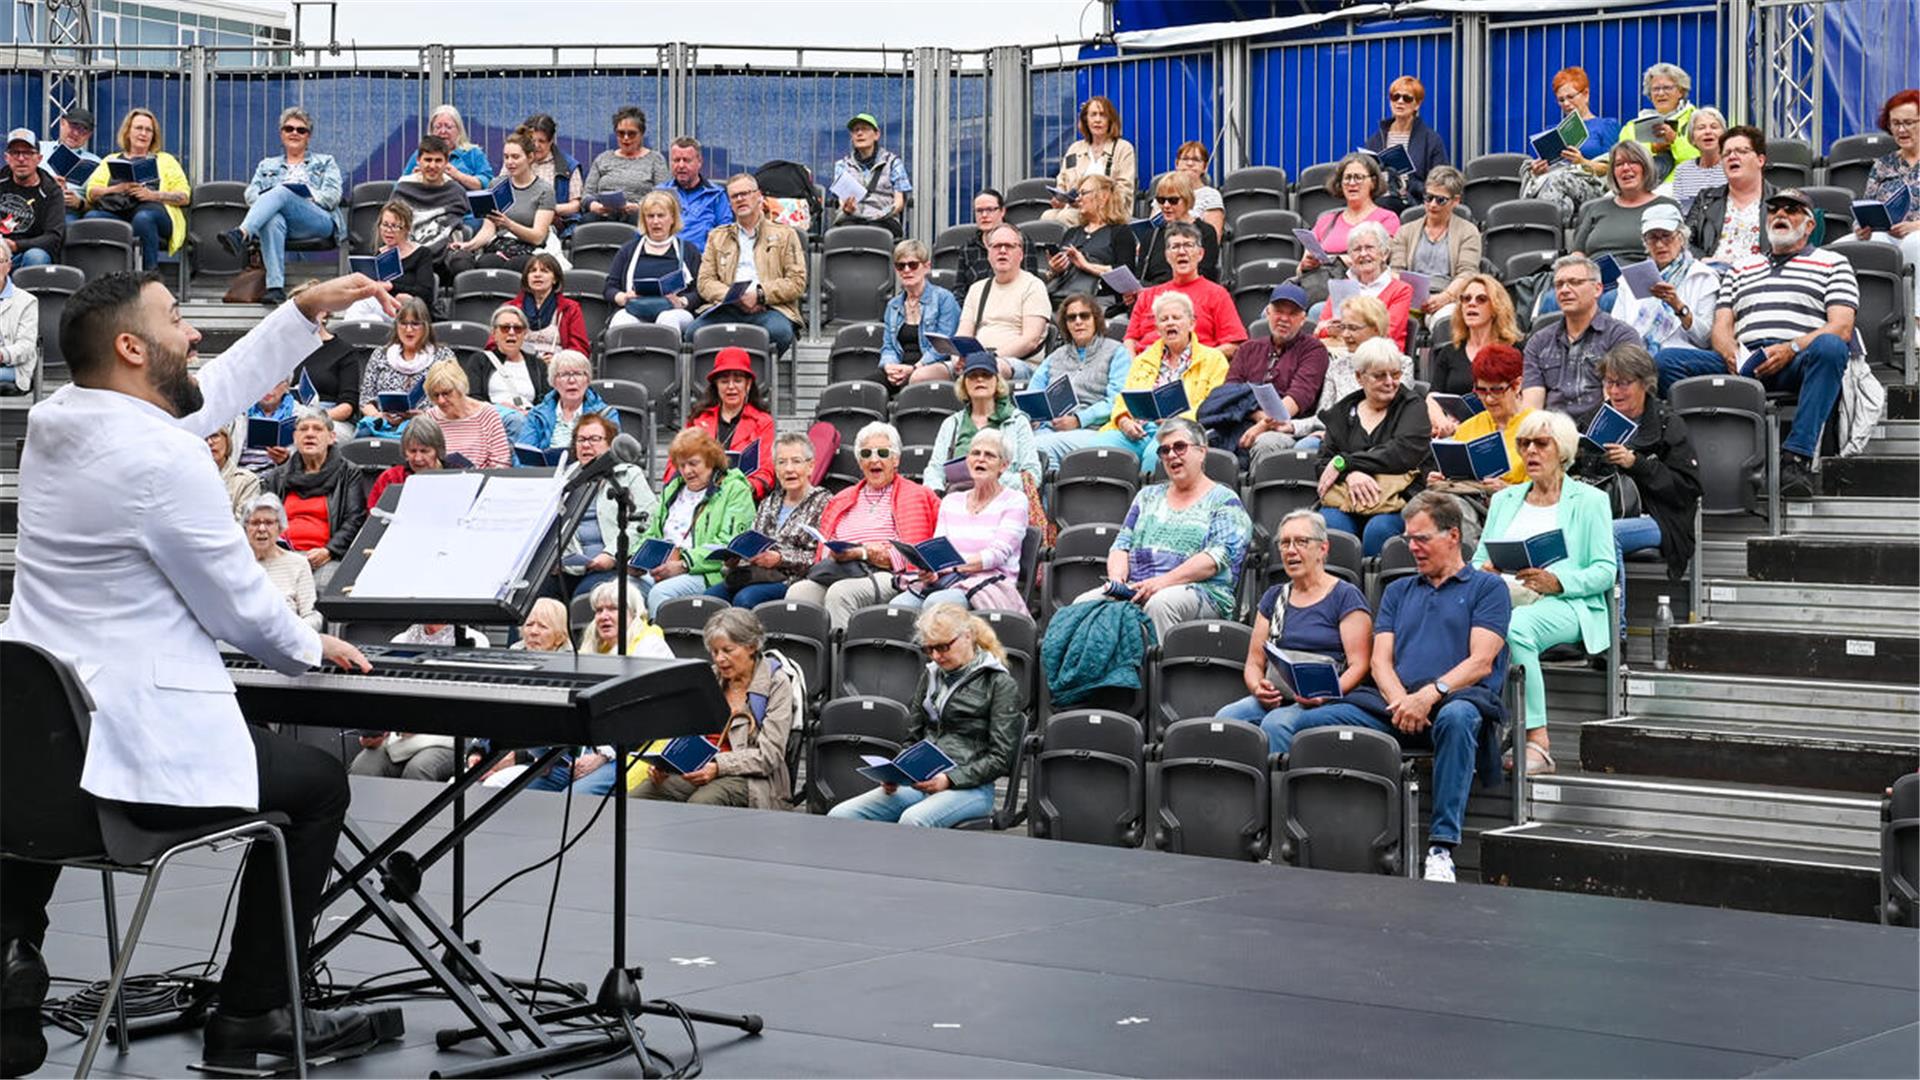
[755,160,823,237]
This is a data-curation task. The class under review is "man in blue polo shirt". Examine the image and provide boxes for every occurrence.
[1292,491,1511,883]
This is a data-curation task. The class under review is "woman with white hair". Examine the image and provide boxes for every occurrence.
[1656,107,1726,214]
[1054,290,1229,472]
[521,349,618,450]
[565,579,673,795]
[1314,338,1429,556]
[1313,219,1413,352]
[1616,63,1700,184]
[1472,410,1617,776]
[403,103,494,191]
[784,420,942,628]
[241,493,323,630]
[895,427,1028,613]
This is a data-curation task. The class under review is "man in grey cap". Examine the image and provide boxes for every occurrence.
[38,105,99,216]
[1607,201,1720,378]
[1653,188,1857,498]
[2,129,65,267]
[1225,282,1331,466]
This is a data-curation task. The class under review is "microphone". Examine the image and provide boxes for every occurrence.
[561,449,618,493]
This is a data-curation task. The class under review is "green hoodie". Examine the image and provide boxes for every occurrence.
[642,467,757,585]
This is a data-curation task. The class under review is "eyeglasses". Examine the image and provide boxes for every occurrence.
[575,433,608,446]
[973,204,1002,215]
[986,242,1021,251]
[1404,529,1447,546]
[494,324,527,334]
[726,190,759,202]
[1552,277,1596,291]
[1515,436,1557,450]
[1155,440,1195,459]
[1275,536,1320,549]
[967,448,1002,460]
[395,319,425,328]
[1341,174,1370,184]
[1424,193,1455,204]
[1389,92,1418,104]
[1155,195,1183,205]
[856,446,894,460]
[1601,376,1639,388]
[1643,229,1678,244]
[281,124,310,134]
[893,260,923,271]
[1165,242,1200,253]
[1890,118,1920,130]
[554,370,590,380]
[4,147,37,157]
[1461,293,1491,305]
[614,128,642,139]
[1064,311,1095,322]
[1337,321,1369,333]
[921,637,960,657]
[1473,382,1512,395]
[1722,145,1758,158]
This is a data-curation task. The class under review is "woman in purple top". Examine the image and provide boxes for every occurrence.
[1217,509,1382,753]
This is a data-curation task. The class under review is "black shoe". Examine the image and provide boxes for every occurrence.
[2,939,50,1078]
[202,1002,403,1071]
[1779,453,1817,500]
[216,227,246,259]
[262,287,287,307]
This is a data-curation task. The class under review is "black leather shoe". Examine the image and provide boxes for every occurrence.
[261,287,287,307]
[2,938,50,1078]
[1779,453,1817,500]
[202,1002,403,1070]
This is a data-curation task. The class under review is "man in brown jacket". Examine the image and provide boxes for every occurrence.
[686,172,808,356]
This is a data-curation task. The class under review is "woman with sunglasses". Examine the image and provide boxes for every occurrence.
[1028,294,1133,468]
[1046,174,1137,303]
[225,106,346,306]
[1386,165,1481,319]
[1472,410,1618,776]
[1298,152,1400,279]
[1314,338,1428,556]
[1043,95,1137,229]
[1363,75,1451,213]
[1426,273,1522,437]
[581,106,667,224]
[1139,173,1220,285]
[1075,417,1252,640]
[1424,344,1533,498]
[786,421,941,630]
[878,237,961,388]
[826,603,1022,828]
[462,303,549,443]
[355,295,455,437]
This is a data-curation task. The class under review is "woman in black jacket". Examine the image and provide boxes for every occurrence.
[1314,337,1431,556]
[1578,344,1702,592]
[265,406,371,588]
[1363,75,1451,213]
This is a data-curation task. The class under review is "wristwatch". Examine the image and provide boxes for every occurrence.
[1431,679,1453,697]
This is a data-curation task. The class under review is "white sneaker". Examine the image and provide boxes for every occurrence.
[1423,846,1457,883]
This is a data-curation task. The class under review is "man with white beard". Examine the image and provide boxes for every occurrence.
[1653,188,1857,498]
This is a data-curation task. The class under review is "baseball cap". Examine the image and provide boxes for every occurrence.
[960,351,999,376]
[1268,282,1310,310]
[61,106,95,130]
[5,128,36,150]
[846,113,879,132]
[1765,188,1814,212]
[1639,203,1685,234]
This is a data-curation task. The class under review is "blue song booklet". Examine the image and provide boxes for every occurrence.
[1485,530,1568,573]
[857,740,957,787]
[1264,642,1343,701]
[1431,431,1511,482]
[1120,381,1189,422]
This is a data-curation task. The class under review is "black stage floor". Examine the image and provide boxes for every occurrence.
[25,776,1920,1078]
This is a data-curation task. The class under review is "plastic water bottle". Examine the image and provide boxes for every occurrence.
[1651,595,1674,671]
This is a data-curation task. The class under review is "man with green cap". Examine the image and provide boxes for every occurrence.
[831,112,911,237]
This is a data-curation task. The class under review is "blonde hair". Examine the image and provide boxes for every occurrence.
[114,108,163,155]
[916,603,1006,663]
[522,597,572,652]
[638,190,682,233]
[1076,174,1130,227]
[1450,273,1523,348]
[423,359,470,397]
[1339,294,1391,339]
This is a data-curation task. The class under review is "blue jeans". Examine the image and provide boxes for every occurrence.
[85,204,172,271]
[15,247,51,268]
[241,186,337,288]
[1294,697,1483,845]
[1317,506,1405,557]
[567,759,622,797]
[1612,515,1662,630]
[1656,335,1846,457]
[705,580,790,609]
[1218,695,1308,755]
[684,305,796,357]
[827,781,996,828]
[495,404,527,445]
[570,569,620,601]
[644,570,711,617]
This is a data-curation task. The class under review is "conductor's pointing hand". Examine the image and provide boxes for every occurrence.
[294,273,402,322]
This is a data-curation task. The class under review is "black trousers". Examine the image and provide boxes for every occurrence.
[2,725,349,1012]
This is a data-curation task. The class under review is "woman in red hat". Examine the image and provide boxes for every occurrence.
[673,346,777,498]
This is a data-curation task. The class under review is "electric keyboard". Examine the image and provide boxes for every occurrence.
[225,645,726,747]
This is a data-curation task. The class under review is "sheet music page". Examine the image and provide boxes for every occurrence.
[349,472,561,600]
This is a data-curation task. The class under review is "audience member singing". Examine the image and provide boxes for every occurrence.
[707,432,828,609]
[583,106,668,224]
[1138,173,1220,284]
[1685,124,1773,265]
[521,350,616,451]
[242,492,322,630]
[1617,62,1700,184]
[1227,283,1329,466]
[519,113,584,223]
[1313,219,1412,351]
[942,224,1050,381]
[1029,293,1134,469]
[1047,174,1137,302]
[1171,140,1227,238]
[895,427,1029,612]
[1657,107,1727,213]
[676,347,776,497]
[445,131,556,276]
[392,135,471,256]
[556,417,654,601]
[1071,291,1228,472]
[265,406,370,587]
[463,303,548,442]
[1427,343,1534,501]
[660,137,732,251]
[1300,152,1400,276]
[785,421,940,628]
[81,107,190,272]
[1387,165,1480,317]
[366,412,453,508]
[208,422,262,520]
[1521,66,1620,227]
[1856,89,1920,331]
[34,104,97,216]
[1123,221,1244,357]
[605,190,701,334]
[953,188,1040,297]
[356,295,454,437]
[1522,255,1640,424]
[511,253,589,358]
[1314,338,1428,556]
[923,352,1043,499]
[637,427,757,616]
[422,359,510,468]
[1427,273,1522,436]
[1580,343,1701,608]
[1609,203,1719,367]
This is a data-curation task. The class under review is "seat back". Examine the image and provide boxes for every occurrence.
[816,379,891,446]
[1044,522,1122,615]
[63,217,137,276]
[331,319,389,353]
[1015,526,1043,609]
[1,641,106,861]
[348,180,395,255]
[689,323,773,387]
[602,321,684,420]
[1028,709,1145,847]
[1154,717,1271,861]
[1825,133,1897,197]
[807,695,909,813]
[1670,375,1768,516]
[1152,619,1254,739]
[1294,162,1339,222]
[836,603,925,700]
[821,225,896,325]
[1462,156,1526,221]
[338,436,405,470]
[1017,219,1067,258]
[1276,725,1411,875]
[451,269,524,325]
[568,221,639,276]
[1003,177,1054,226]
[1244,448,1320,537]
[1763,138,1815,189]
[1883,771,1920,927]
[828,322,886,384]
[752,600,833,710]
[1221,167,1290,232]
[1831,240,1909,371]
[891,380,958,447]
[932,224,976,272]
[432,320,493,354]
[1371,533,1419,608]
[14,264,85,384]
[1052,446,1141,528]
[185,181,251,276]
[652,596,727,659]
[820,446,862,491]
[976,608,1039,711]
[563,268,612,347]
[1801,185,1856,244]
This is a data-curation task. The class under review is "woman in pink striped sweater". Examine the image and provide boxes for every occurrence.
[423,360,510,469]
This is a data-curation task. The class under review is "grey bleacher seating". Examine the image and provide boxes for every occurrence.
[1153,716,1271,861]
[1027,709,1146,848]
[689,323,773,421]
[1231,258,1300,326]
[450,268,522,325]
[1824,132,1896,197]
[183,181,253,278]
[1244,448,1320,540]
[1150,619,1253,740]
[61,217,136,278]
[13,264,84,395]
[890,379,958,447]
[899,444,932,480]
[1762,137,1816,189]
[347,181,394,255]
[1042,521,1121,617]
[1482,199,1562,280]
[1050,446,1140,529]
[1831,240,1915,376]
[567,592,593,644]
[1226,208,1305,270]
[1371,533,1418,609]
[1669,374,1772,523]
[820,225,896,326]
[807,695,908,814]
[1017,219,1067,261]
[331,319,389,353]
[1462,153,1528,221]
[1150,446,1238,488]
[337,437,404,471]
[1275,725,1417,876]
[815,380,889,448]
[1801,185,1855,244]
[753,599,833,713]
[1015,526,1043,610]
[1003,177,1054,226]
[819,446,861,491]
[931,224,975,272]
[827,322,886,385]
[835,604,923,701]
[566,221,638,276]
[601,321,683,425]
[587,379,654,473]
[1294,162,1340,223]
[976,607,1040,712]
[563,267,612,347]
[1220,166,1289,233]
[432,320,492,358]
[652,595,728,659]
[1882,771,1919,927]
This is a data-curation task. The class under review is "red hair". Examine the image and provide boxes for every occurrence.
[1552,67,1590,97]
[1471,344,1525,387]
[1390,76,1425,106]
[1881,89,1920,134]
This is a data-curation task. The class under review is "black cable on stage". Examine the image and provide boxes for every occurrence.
[530,757,584,1011]
[457,759,615,923]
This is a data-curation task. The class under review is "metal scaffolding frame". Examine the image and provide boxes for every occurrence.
[1751,0,1823,145]
[38,0,89,134]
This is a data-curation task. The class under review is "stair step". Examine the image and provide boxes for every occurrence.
[1863,419,1920,457]
[1623,669,1918,733]
[1697,538,1748,579]
[1778,495,1918,538]
[1480,821,1881,921]
[1746,535,1919,587]
[1886,383,1917,420]
[1670,623,1918,684]
[1819,455,1918,498]
[1700,577,1920,633]
[1578,716,1916,793]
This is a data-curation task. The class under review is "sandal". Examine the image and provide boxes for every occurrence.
[1502,743,1558,776]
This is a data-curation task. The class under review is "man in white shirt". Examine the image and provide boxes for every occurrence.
[0,270,400,1074]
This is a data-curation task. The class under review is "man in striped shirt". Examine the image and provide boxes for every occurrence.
[1654,188,1856,498]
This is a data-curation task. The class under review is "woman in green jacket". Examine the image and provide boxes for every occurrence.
[1472,410,1617,776]
[638,427,756,617]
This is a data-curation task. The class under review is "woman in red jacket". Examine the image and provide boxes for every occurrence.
[784,420,940,629]
[509,252,591,360]
[672,347,777,498]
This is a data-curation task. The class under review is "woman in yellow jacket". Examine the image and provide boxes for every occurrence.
[1069,290,1228,474]
[82,107,191,272]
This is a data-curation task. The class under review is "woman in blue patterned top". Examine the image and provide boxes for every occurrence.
[1074,417,1252,640]
[1855,90,1920,338]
